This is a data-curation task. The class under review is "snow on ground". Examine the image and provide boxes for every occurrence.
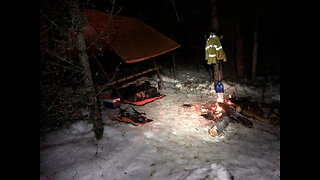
[40,66,280,180]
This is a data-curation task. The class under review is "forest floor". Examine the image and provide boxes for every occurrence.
[40,64,280,180]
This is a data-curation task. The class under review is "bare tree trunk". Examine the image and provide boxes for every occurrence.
[210,0,220,33]
[251,3,263,81]
[69,0,104,140]
[235,20,245,78]
[210,0,221,84]
[251,13,259,81]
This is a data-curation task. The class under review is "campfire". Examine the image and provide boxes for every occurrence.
[209,93,234,119]
[198,92,279,137]
[201,93,234,120]
[106,89,280,137]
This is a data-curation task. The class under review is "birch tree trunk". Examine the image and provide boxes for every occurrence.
[69,0,104,140]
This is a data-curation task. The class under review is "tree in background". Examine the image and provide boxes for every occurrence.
[233,0,247,79]
[68,0,104,140]
[209,0,223,83]
[251,1,262,81]
[40,0,105,140]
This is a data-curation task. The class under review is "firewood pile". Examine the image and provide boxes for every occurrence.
[107,107,153,126]
[230,97,280,124]
[200,96,280,137]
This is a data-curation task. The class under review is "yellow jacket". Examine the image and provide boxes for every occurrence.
[205,32,227,64]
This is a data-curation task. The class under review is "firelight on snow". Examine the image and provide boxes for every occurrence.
[40,73,280,180]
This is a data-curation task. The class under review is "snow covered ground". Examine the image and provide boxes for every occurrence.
[40,66,280,180]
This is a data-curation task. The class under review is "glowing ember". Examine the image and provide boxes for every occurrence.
[226,93,235,105]
[211,102,224,119]
[211,93,235,119]
[226,99,233,105]
[216,104,223,112]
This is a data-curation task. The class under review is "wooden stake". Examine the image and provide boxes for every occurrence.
[172,53,177,79]
[153,60,165,90]
[94,58,123,99]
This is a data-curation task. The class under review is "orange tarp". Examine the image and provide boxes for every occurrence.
[122,95,166,106]
[80,8,180,63]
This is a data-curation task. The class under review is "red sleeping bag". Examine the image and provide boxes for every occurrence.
[122,95,165,106]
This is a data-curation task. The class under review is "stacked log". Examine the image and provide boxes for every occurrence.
[208,97,280,137]
[209,102,253,137]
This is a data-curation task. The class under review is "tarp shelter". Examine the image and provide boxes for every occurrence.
[79,8,180,63]
[43,8,180,92]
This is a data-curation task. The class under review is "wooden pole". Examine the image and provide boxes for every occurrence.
[209,65,214,84]
[214,62,223,84]
[153,60,165,90]
[172,53,177,79]
[96,66,161,92]
[94,58,123,99]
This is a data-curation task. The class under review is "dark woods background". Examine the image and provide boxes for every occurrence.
[40,0,280,134]
[85,0,280,79]
[40,0,280,78]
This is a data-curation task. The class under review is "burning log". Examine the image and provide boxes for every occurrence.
[208,94,279,137]
[218,102,253,128]
[208,102,253,137]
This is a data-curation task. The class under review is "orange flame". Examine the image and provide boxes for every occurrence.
[216,105,223,112]
[212,102,224,119]
[217,93,224,103]
[211,93,231,119]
